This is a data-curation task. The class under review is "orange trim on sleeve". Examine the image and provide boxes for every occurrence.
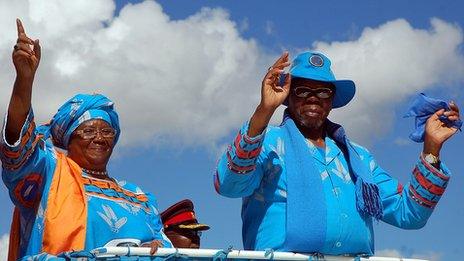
[41,152,87,255]
[2,135,41,170]
[2,119,36,159]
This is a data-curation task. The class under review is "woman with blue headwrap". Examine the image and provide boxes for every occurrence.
[1,19,171,260]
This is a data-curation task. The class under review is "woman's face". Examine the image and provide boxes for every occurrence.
[67,119,115,171]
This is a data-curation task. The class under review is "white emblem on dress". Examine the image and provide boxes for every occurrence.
[146,222,156,237]
[117,202,141,215]
[97,204,128,233]
[37,203,44,218]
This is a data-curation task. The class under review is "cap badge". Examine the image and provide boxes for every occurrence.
[309,54,324,67]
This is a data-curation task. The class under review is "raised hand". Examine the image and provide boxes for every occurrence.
[6,19,41,144]
[12,18,41,79]
[248,52,292,137]
[260,51,291,111]
[423,101,460,156]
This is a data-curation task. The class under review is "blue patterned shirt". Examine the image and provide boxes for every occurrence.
[215,121,451,256]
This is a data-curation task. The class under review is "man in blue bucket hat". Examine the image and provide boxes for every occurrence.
[214,51,460,256]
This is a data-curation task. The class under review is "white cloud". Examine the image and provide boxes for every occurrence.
[313,18,464,145]
[0,1,462,150]
[265,20,274,35]
[412,252,442,261]
[394,137,413,146]
[238,17,249,32]
[0,234,8,261]
[376,249,402,257]
[377,248,442,261]
[0,0,267,149]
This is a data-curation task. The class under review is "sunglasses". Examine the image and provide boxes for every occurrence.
[292,86,334,99]
[171,228,203,238]
[74,128,116,140]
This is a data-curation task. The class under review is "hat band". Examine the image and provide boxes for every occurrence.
[164,211,196,227]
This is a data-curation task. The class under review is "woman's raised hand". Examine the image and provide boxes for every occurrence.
[6,19,41,144]
[12,19,41,79]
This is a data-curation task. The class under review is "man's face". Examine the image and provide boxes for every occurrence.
[165,229,200,249]
[67,119,115,171]
[288,78,335,130]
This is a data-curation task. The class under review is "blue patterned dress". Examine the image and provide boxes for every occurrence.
[1,109,172,258]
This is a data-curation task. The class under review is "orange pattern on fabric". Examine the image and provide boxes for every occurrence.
[2,119,35,159]
[41,152,87,255]
[82,177,148,202]
[85,191,151,212]
[7,208,20,261]
[13,173,43,208]
[2,123,41,171]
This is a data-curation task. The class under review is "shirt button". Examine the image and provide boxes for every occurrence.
[335,242,342,248]
[341,213,348,219]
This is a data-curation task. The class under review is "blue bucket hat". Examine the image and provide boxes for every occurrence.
[288,51,356,108]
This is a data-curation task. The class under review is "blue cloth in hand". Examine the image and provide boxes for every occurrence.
[404,93,462,142]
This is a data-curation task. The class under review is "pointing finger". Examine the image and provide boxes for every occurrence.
[16,18,26,37]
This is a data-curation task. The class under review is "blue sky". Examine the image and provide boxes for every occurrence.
[0,1,463,260]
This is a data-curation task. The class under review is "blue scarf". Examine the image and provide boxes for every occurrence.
[282,114,382,252]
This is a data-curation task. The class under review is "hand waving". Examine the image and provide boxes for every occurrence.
[260,51,291,111]
[12,19,41,79]
[247,52,292,137]
[423,101,460,156]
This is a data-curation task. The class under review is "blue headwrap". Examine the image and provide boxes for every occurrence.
[38,94,120,150]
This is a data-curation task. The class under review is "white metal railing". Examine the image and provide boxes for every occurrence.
[91,247,428,261]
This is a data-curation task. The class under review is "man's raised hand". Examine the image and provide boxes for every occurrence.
[260,51,291,112]
[423,101,461,156]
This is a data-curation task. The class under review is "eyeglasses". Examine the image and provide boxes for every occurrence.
[172,228,202,238]
[73,128,116,140]
[293,86,334,99]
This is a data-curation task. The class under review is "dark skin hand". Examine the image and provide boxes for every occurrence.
[423,102,460,157]
[6,18,41,144]
[141,240,163,255]
[248,51,291,137]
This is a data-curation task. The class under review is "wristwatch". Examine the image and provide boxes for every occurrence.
[423,153,440,168]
